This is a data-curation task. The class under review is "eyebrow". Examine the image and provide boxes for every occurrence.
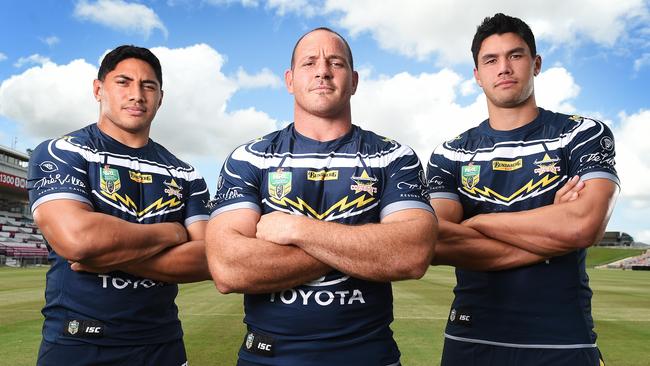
[480,47,527,61]
[113,74,159,86]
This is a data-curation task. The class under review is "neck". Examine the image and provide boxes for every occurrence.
[293,108,353,142]
[486,96,539,131]
[97,119,150,148]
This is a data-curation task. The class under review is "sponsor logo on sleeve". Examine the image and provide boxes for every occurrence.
[39,161,59,173]
[600,136,614,151]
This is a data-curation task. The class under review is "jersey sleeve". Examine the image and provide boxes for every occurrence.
[379,145,434,220]
[183,173,211,227]
[425,142,460,201]
[208,146,263,218]
[27,138,92,213]
[566,117,619,185]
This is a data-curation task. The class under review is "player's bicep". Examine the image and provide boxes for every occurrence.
[33,199,94,258]
[572,178,618,223]
[186,220,207,241]
[207,208,260,240]
[430,198,463,223]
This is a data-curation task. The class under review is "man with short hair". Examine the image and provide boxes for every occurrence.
[28,45,211,366]
[426,13,619,366]
[206,27,437,366]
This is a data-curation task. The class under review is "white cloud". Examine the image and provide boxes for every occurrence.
[74,0,168,39]
[633,53,650,72]
[635,230,650,243]
[201,0,259,7]
[535,67,580,113]
[236,67,283,89]
[611,109,650,207]
[323,0,648,64]
[0,53,6,62]
[41,36,60,47]
[266,0,318,17]
[13,54,52,68]
[0,44,277,162]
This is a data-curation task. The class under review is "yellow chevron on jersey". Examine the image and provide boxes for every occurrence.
[100,190,182,217]
[269,193,375,220]
[462,174,561,203]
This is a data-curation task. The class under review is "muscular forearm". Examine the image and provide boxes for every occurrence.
[120,240,211,283]
[283,211,436,282]
[433,220,546,271]
[207,233,331,294]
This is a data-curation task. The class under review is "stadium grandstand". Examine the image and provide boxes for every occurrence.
[597,231,635,247]
[0,143,47,266]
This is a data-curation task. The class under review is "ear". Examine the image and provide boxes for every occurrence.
[285,69,294,94]
[533,55,542,76]
[351,70,359,95]
[473,67,482,88]
[158,89,164,108]
[93,79,102,101]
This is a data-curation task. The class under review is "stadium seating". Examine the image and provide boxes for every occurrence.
[0,210,48,266]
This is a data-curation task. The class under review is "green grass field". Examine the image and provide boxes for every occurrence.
[1,252,649,365]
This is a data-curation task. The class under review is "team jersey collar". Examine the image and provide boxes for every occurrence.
[289,123,358,151]
[90,123,154,153]
[479,108,551,137]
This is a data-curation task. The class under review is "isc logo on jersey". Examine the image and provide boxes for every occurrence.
[268,274,366,306]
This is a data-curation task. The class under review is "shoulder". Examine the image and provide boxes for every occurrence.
[355,125,415,156]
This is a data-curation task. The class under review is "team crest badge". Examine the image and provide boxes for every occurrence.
[163,179,183,199]
[245,332,255,349]
[68,320,80,335]
[100,165,121,194]
[350,170,378,196]
[461,164,480,189]
[268,168,292,200]
[533,154,561,176]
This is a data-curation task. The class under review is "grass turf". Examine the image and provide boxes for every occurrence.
[1,255,649,365]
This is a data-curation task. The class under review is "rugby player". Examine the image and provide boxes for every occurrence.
[205,27,437,365]
[27,45,211,366]
[426,13,619,366]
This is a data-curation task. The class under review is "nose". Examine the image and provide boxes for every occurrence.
[315,59,332,80]
[497,58,512,77]
[129,84,145,102]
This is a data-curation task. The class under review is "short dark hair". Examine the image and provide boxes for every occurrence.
[97,45,163,87]
[471,13,536,67]
[290,27,354,70]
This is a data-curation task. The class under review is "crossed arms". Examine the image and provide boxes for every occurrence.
[34,199,211,283]
[205,207,437,294]
[431,176,619,271]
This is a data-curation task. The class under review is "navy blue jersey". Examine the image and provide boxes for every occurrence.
[27,124,210,346]
[210,123,432,365]
[426,108,619,348]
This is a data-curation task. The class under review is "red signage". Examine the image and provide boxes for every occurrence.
[0,172,27,191]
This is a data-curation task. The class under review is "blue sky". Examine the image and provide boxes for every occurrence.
[1,0,649,242]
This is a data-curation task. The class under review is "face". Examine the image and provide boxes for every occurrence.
[285,30,358,119]
[93,58,163,138]
[474,32,541,109]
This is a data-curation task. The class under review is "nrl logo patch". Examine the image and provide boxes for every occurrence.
[268,168,292,200]
[100,165,121,194]
[533,154,561,176]
[461,163,480,189]
[350,170,378,196]
[68,320,80,335]
[163,179,183,199]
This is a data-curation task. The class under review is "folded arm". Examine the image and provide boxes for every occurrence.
[466,178,619,257]
[205,209,331,294]
[431,198,546,271]
[34,199,187,267]
[256,208,437,282]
